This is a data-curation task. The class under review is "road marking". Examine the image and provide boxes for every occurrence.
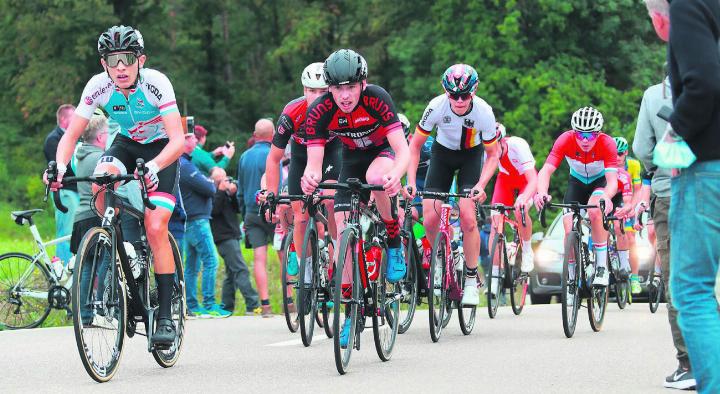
[266,336,330,347]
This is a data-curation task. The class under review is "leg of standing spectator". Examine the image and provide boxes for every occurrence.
[195,220,219,310]
[253,245,269,303]
[184,221,200,312]
[55,190,80,263]
[669,162,720,393]
[219,239,259,314]
[218,240,237,313]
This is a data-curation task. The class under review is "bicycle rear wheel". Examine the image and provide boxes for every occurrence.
[152,234,186,368]
[333,228,359,375]
[428,233,448,342]
[648,274,663,314]
[0,252,52,329]
[373,246,399,361]
[615,279,629,310]
[487,234,504,319]
[398,235,418,334]
[72,227,126,383]
[299,227,319,347]
[561,232,581,338]
[280,234,299,333]
[509,243,528,315]
[457,266,476,335]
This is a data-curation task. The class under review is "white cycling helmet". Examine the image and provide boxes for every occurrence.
[301,62,327,89]
[496,122,506,139]
[571,106,604,132]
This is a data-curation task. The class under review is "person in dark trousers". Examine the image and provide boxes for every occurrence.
[210,167,261,316]
[169,189,186,258]
[650,0,720,392]
[639,1,694,390]
[44,104,78,264]
[179,132,230,319]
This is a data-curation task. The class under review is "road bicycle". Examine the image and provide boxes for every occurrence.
[46,160,185,382]
[636,212,664,313]
[604,216,631,310]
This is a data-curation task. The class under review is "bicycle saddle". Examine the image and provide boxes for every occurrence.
[11,209,43,225]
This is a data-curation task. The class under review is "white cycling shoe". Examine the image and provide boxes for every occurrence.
[461,282,480,306]
[521,249,534,273]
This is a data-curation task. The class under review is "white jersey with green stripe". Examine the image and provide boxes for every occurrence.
[75,68,179,144]
[416,94,496,150]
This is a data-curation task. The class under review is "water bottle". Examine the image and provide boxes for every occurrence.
[50,256,64,280]
[124,242,141,279]
[364,246,381,281]
[273,226,284,250]
[421,237,431,270]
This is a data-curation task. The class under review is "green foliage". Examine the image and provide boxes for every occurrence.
[0,0,666,205]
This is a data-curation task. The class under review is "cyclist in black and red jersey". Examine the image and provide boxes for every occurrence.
[300,49,410,347]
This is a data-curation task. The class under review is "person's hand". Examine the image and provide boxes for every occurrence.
[301,170,321,194]
[599,194,614,216]
[614,204,632,219]
[514,195,532,212]
[255,189,268,204]
[227,181,237,195]
[402,185,416,199]
[383,173,402,196]
[43,162,66,192]
[469,185,487,202]
[533,192,551,211]
[224,143,235,158]
[134,161,160,193]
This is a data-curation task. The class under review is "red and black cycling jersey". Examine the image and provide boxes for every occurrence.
[304,84,402,150]
[273,96,338,149]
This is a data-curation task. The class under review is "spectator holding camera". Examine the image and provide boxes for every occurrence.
[192,124,235,176]
[210,167,261,316]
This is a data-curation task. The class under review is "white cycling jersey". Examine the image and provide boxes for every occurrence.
[498,136,535,177]
[416,94,497,150]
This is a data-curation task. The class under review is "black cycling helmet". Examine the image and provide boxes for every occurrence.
[97,25,145,57]
[323,49,368,85]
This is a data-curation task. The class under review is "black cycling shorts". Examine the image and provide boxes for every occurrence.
[334,145,395,212]
[563,175,607,205]
[287,138,342,196]
[96,135,179,212]
[424,142,483,194]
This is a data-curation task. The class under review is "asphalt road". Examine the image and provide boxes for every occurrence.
[0,303,679,393]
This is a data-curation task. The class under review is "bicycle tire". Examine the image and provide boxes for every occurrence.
[487,233,504,319]
[298,227,319,347]
[588,253,609,332]
[649,275,663,314]
[561,232,581,339]
[398,234,418,334]
[373,246,399,361]
[509,244,528,316]
[333,228,359,375]
[320,235,335,339]
[152,234,186,368]
[457,266,477,335]
[72,227,126,383]
[0,252,52,329]
[280,233,299,333]
[616,279,629,310]
[428,232,448,342]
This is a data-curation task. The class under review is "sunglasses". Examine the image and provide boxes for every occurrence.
[448,92,472,101]
[104,53,137,68]
[575,131,599,141]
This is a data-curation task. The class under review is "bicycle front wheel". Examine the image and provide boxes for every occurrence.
[72,227,126,383]
[152,234,186,368]
[398,234,418,334]
[333,228,360,375]
[428,232,449,342]
[561,232,581,339]
[588,277,608,332]
[298,227,318,347]
[373,246,399,361]
[0,252,52,329]
[648,274,663,314]
[457,266,476,335]
[487,234,505,319]
[280,234,299,333]
[615,279,629,310]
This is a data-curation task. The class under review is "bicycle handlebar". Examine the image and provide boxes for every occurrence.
[478,203,527,227]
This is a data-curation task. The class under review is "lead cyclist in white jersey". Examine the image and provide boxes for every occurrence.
[405,64,500,306]
[45,25,184,346]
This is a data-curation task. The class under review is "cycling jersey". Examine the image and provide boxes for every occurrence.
[617,168,633,198]
[545,131,619,184]
[625,157,642,186]
[490,137,536,206]
[416,94,497,150]
[304,84,402,150]
[76,68,179,144]
[273,96,336,148]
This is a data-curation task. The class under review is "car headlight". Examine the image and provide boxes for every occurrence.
[536,248,560,266]
[636,244,654,262]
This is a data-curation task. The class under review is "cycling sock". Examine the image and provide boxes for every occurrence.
[155,273,174,320]
[491,266,499,276]
[594,242,608,269]
[619,250,630,271]
[521,240,532,253]
[465,266,478,279]
[261,299,270,306]
[384,219,400,248]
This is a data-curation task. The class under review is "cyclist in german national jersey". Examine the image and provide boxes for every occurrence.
[405,64,500,306]
[488,123,537,282]
[534,107,618,287]
[263,62,341,289]
[46,25,184,345]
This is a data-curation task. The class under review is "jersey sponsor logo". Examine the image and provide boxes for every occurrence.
[362,95,395,122]
[112,105,126,112]
[145,82,163,100]
[355,116,371,123]
[443,116,451,124]
[100,156,115,163]
[136,98,145,108]
[420,108,433,126]
[84,81,113,106]
[463,118,475,128]
[305,97,334,135]
[338,117,349,127]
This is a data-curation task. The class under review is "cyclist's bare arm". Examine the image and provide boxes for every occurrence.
[518,169,539,203]
[387,128,410,181]
[602,170,618,199]
[474,141,499,191]
[152,112,184,169]
[265,145,285,195]
[536,162,557,195]
[406,131,429,188]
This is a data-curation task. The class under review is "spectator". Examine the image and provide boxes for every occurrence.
[192,124,235,176]
[656,0,720,392]
[237,118,278,317]
[168,189,186,258]
[210,167,261,316]
[635,6,689,388]
[179,132,230,319]
[43,104,78,264]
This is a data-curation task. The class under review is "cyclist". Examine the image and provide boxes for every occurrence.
[612,136,643,294]
[46,25,184,346]
[300,49,410,347]
[405,64,499,306]
[487,123,537,294]
[534,107,618,287]
[264,62,341,289]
